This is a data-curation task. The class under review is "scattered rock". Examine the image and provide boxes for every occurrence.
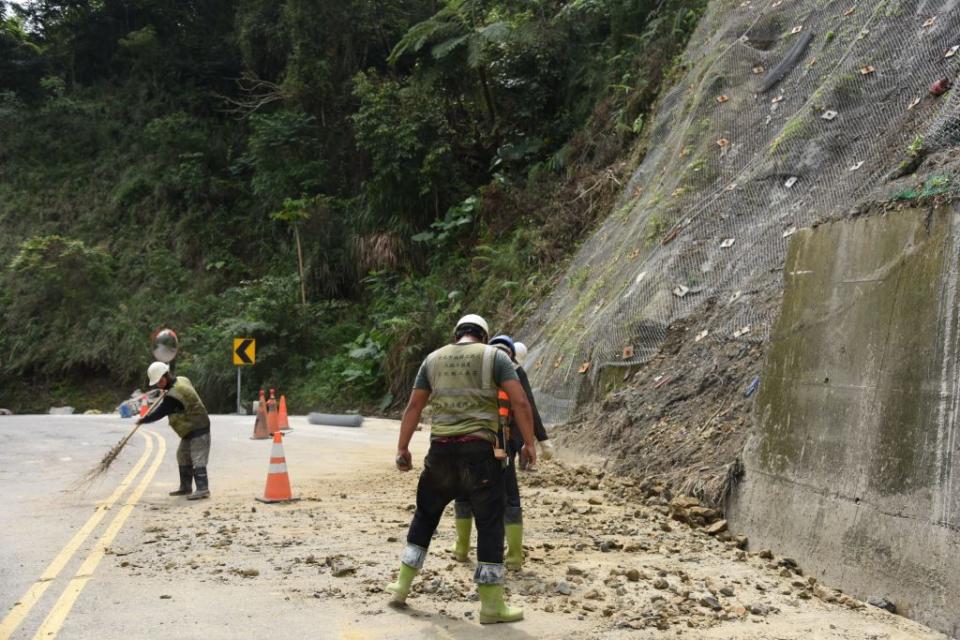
[588,497,603,505]
[757,549,774,560]
[813,584,837,603]
[705,520,728,535]
[326,555,357,577]
[687,507,719,523]
[867,596,896,614]
[670,495,701,510]
[747,602,776,616]
[626,569,641,582]
[720,586,735,597]
[556,581,573,596]
[653,578,669,590]
[159,594,172,599]
[599,539,622,552]
[699,595,722,610]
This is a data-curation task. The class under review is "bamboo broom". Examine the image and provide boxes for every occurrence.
[81,390,167,483]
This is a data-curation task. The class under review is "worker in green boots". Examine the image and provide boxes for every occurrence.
[387,314,537,624]
[137,361,212,500]
[452,335,552,571]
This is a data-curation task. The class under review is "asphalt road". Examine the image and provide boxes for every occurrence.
[0,415,947,640]
[0,414,413,640]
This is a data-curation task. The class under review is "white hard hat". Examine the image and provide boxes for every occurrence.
[514,342,528,367]
[147,361,170,386]
[455,314,489,336]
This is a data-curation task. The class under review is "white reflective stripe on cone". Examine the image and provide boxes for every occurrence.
[271,443,284,457]
[268,463,288,474]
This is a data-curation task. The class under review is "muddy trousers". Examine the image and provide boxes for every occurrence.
[406,441,505,570]
[455,451,522,524]
[176,430,210,467]
[175,431,211,491]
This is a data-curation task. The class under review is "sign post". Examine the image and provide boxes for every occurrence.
[232,338,256,414]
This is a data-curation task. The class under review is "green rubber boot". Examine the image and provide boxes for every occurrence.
[478,584,524,624]
[386,563,418,605]
[504,523,523,570]
[453,517,472,562]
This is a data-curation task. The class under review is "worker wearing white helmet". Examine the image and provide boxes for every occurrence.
[513,341,528,367]
[385,314,537,624]
[512,341,554,461]
[453,336,553,572]
[138,361,212,500]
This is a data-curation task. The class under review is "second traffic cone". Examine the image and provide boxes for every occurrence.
[251,390,269,440]
[139,395,149,417]
[278,394,291,431]
[266,388,279,435]
[256,431,298,503]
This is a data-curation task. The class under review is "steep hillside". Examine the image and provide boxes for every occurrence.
[526,0,960,497]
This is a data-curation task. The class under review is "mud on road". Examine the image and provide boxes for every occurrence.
[111,453,946,640]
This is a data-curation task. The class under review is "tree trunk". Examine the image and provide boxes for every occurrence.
[294,225,307,305]
[476,65,497,129]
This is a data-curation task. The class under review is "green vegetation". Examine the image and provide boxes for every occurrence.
[892,174,955,202]
[0,0,706,412]
[907,135,925,158]
[769,111,810,154]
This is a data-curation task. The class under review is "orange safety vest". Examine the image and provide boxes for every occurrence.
[497,389,511,422]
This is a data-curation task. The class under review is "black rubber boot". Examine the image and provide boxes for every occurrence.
[187,467,210,500]
[169,465,193,496]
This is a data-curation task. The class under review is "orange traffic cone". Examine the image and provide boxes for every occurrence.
[255,431,298,503]
[139,395,149,417]
[251,390,269,440]
[278,394,291,431]
[266,388,279,435]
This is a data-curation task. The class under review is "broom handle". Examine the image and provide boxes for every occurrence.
[116,389,166,451]
[138,389,168,424]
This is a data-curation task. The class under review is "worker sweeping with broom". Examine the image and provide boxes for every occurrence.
[137,361,212,500]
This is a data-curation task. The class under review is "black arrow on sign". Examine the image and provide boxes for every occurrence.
[235,339,254,364]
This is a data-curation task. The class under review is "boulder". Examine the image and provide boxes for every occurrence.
[867,596,896,614]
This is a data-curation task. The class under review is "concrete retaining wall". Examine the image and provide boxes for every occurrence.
[728,207,960,637]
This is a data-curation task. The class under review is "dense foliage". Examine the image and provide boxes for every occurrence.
[0,0,705,412]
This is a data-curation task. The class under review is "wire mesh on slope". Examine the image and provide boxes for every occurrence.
[524,0,960,424]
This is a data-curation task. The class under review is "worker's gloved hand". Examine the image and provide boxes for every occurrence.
[538,440,555,461]
[135,418,143,427]
[395,448,413,472]
[519,443,537,470]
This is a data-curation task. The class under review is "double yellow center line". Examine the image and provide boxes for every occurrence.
[0,429,166,640]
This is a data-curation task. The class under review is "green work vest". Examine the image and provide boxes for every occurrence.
[426,342,500,438]
[166,376,210,438]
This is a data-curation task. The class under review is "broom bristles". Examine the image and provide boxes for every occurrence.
[74,390,167,489]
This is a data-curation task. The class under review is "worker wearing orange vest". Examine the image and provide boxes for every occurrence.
[452,335,551,570]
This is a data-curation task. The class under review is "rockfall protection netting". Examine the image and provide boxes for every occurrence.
[523,0,960,425]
